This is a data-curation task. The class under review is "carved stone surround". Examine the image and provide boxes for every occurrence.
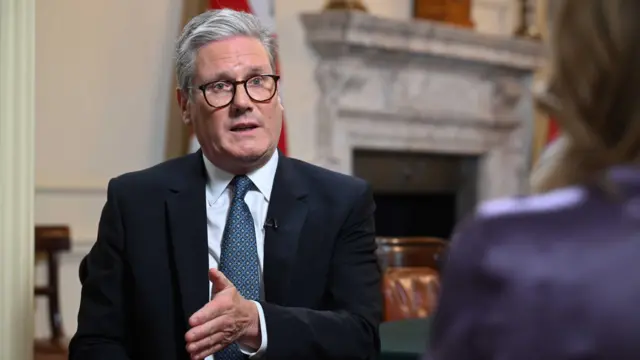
[300,11,545,201]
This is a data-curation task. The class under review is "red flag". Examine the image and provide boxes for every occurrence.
[209,0,252,12]
[546,117,559,144]
[188,0,288,155]
[534,116,561,168]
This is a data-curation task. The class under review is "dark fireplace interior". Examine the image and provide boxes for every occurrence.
[353,149,478,240]
[373,192,456,239]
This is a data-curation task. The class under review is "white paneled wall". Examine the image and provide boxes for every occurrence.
[35,0,518,339]
[34,0,183,338]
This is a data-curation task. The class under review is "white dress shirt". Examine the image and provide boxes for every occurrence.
[202,150,279,360]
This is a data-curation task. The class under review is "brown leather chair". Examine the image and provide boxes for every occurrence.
[34,225,71,358]
[376,237,448,321]
[382,267,441,321]
[376,237,447,270]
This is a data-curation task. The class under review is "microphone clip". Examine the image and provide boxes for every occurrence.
[264,217,278,230]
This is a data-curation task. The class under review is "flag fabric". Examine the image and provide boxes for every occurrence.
[539,116,561,161]
[530,117,566,191]
[534,116,560,161]
[188,0,288,155]
[546,116,560,144]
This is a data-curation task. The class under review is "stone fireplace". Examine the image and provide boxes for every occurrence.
[300,11,544,237]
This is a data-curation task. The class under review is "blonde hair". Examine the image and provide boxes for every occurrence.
[533,0,640,193]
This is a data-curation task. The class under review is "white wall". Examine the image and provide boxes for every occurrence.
[34,0,183,339]
[34,0,518,340]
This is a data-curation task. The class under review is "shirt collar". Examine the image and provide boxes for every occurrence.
[203,150,279,203]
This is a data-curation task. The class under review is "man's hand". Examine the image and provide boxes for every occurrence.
[185,268,261,360]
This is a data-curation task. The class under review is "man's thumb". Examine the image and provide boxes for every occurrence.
[209,268,232,295]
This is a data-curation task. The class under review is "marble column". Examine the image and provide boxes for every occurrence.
[0,0,36,359]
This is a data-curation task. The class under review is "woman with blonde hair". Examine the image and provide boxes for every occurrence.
[425,0,640,359]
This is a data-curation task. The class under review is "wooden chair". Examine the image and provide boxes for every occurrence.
[382,267,441,321]
[376,236,447,271]
[376,237,448,321]
[34,225,71,357]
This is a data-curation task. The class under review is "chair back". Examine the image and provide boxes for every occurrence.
[376,236,447,270]
[376,237,448,321]
[382,267,441,321]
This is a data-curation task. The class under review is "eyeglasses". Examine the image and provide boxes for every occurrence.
[196,74,280,108]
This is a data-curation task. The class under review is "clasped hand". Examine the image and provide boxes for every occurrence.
[185,268,260,359]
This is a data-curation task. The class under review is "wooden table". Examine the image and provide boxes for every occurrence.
[380,317,431,360]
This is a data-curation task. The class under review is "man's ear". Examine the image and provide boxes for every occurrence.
[277,94,284,111]
[176,88,192,125]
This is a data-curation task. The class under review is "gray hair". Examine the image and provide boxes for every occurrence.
[175,9,277,95]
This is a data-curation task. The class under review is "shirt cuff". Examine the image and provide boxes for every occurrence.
[238,300,267,358]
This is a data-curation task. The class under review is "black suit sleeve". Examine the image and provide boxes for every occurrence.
[260,183,382,360]
[69,178,132,360]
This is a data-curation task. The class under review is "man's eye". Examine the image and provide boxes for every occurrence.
[209,82,231,92]
[249,77,264,86]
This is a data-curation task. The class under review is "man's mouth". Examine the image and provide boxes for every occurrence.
[230,124,259,132]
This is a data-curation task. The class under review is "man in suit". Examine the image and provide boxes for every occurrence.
[69,8,382,360]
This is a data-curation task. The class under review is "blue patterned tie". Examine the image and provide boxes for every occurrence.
[216,175,260,360]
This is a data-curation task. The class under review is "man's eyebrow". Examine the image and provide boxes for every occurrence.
[206,66,271,82]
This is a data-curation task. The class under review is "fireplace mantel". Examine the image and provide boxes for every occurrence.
[301,11,542,70]
[300,11,545,201]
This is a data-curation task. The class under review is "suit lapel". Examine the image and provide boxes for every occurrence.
[166,151,209,329]
[263,155,309,304]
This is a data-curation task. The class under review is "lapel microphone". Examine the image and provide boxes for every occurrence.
[264,217,278,230]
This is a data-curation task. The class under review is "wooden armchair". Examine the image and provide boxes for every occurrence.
[376,236,447,270]
[34,225,71,357]
[376,237,448,321]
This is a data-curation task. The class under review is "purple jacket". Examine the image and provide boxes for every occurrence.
[426,166,640,360]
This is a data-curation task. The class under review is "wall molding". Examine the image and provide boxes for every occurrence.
[65,240,94,259]
[35,239,95,262]
[35,181,107,194]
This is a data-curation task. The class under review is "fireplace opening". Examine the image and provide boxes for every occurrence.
[353,149,478,240]
[373,191,456,238]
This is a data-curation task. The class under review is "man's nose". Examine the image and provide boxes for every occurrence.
[231,84,253,109]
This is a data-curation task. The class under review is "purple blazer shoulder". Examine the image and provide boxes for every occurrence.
[426,166,640,360]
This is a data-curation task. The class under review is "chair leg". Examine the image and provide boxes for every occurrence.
[47,252,64,342]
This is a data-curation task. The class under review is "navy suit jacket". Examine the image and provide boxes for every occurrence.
[427,166,640,360]
[69,150,382,360]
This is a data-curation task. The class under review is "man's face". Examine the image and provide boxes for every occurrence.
[178,36,283,173]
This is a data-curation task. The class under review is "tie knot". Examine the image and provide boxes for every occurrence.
[231,175,253,198]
